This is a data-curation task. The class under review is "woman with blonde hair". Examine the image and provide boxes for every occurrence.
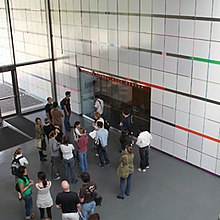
[116,144,134,199]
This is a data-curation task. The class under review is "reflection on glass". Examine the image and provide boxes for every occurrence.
[17,62,52,113]
[80,71,151,135]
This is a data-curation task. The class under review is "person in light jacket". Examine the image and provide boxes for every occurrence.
[136,126,152,173]
[116,145,134,199]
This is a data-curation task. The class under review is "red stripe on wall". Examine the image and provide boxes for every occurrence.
[175,125,220,143]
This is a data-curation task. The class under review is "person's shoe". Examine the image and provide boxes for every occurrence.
[30,212,35,219]
[146,166,150,169]
[116,195,124,200]
[142,169,147,172]
[53,176,61,181]
[40,158,47,161]
[95,153,99,157]
[43,154,47,157]
[138,168,142,172]
[98,163,104,168]
[106,163,110,166]
[125,192,130,196]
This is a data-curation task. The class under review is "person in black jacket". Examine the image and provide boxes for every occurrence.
[119,129,134,152]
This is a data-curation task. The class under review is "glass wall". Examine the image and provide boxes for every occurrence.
[80,70,151,135]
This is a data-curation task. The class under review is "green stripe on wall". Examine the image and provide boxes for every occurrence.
[189,57,220,65]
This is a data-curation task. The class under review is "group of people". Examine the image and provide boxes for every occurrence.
[11,91,153,219]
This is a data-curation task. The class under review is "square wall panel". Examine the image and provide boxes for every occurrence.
[152,18,165,34]
[98,0,107,12]
[196,0,213,17]
[152,35,164,51]
[191,79,206,97]
[151,102,163,119]
[140,67,151,83]
[202,139,218,158]
[163,72,177,90]
[108,30,118,46]
[194,40,209,59]
[205,102,220,123]
[129,16,139,32]
[151,69,163,86]
[190,98,206,118]
[187,148,201,167]
[208,64,220,84]
[128,50,139,66]
[90,0,98,11]
[140,52,151,68]
[177,75,191,93]
[119,63,129,77]
[192,61,208,81]
[140,17,152,33]
[162,106,175,123]
[140,33,152,49]
[195,21,211,40]
[210,42,220,61]
[163,90,176,108]
[176,110,189,128]
[211,22,220,41]
[129,64,139,80]
[179,38,194,56]
[119,48,129,63]
[180,20,195,38]
[141,0,152,14]
[109,60,118,75]
[201,154,216,173]
[151,134,162,150]
[129,0,139,13]
[118,16,128,31]
[118,0,128,13]
[164,57,177,74]
[175,128,188,146]
[174,143,187,161]
[151,119,162,135]
[108,0,117,12]
[178,59,192,77]
[176,94,190,113]
[153,0,165,14]
[165,37,178,53]
[152,54,163,70]
[152,88,163,104]
[180,0,196,16]
[204,119,220,140]
[166,19,179,36]
[161,138,174,155]
[207,82,220,102]
[213,0,220,18]
[129,32,139,48]
[189,114,204,134]
[162,124,175,141]
[215,159,220,175]
[166,0,180,15]
[108,15,117,30]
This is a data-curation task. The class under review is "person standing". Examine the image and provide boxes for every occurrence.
[60,136,78,184]
[136,126,152,173]
[51,101,64,131]
[61,91,72,131]
[119,110,132,134]
[116,145,134,199]
[94,95,104,116]
[35,171,53,220]
[35,117,47,161]
[77,128,89,173]
[12,147,29,200]
[119,129,134,152]
[95,121,110,167]
[16,166,35,220]
[79,172,97,220]
[56,180,81,220]
[48,130,61,180]
[45,97,53,122]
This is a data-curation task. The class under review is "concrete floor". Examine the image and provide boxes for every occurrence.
[0,111,220,220]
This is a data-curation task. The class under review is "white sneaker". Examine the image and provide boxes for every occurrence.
[95,153,99,157]
[146,166,150,169]
[53,176,61,181]
[142,169,147,172]
[138,168,142,172]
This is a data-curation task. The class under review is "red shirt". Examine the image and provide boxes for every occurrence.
[77,134,88,152]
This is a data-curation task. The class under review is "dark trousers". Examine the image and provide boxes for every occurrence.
[39,207,52,219]
[64,111,71,130]
[139,146,149,169]
[98,146,110,166]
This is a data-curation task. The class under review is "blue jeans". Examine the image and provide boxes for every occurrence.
[98,146,110,166]
[63,157,77,183]
[81,201,96,220]
[139,146,149,169]
[23,193,33,219]
[79,152,88,173]
[64,111,71,130]
[119,174,132,198]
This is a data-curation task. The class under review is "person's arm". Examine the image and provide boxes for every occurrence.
[19,179,34,193]
[136,136,141,146]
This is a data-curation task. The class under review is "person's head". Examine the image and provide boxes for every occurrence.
[138,126,145,133]
[16,166,28,178]
[79,127,86,135]
[74,121,81,128]
[65,91,71,98]
[53,101,58,108]
[37,171,47,188]
[94,112,101,120]
[125,144,134,154]
[49,130,56,138]
[14,147,22,157]
[122,110,129,117]
[97,121,103,129]
[88,213,100,220]
[47,97,52,103]
[35,117,42,125]
[61,180,70,192]
[94,95,99,100]
[80,172,90,183]
[63,135,69,145]
[44,118,50,124]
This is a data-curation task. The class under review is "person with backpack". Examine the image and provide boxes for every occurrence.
[119,110,132,134]
[60,91,73,131]
[11,147,29,200]
[119,129,134,153]
[79,172,97,220]
[16,166,35,220]
[94,95,104,116]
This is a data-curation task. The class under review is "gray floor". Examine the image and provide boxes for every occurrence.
[1,111,220,220]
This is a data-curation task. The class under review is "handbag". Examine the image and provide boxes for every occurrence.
[94,191,102,206]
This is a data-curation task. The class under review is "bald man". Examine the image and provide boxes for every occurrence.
[56,180,81,220]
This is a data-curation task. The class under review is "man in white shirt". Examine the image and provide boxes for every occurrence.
[136,126,152,173]
[94,95,104,116]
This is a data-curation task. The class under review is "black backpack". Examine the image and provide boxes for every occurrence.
[11,156,23,175]
[60,98,65,110]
